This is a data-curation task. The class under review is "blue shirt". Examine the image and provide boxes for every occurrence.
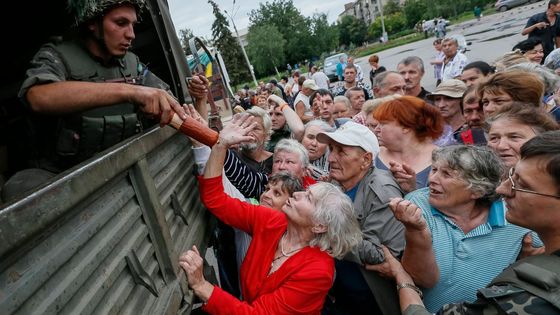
[406,187,539,312]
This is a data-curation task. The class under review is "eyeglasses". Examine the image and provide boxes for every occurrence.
[507,167,560,199]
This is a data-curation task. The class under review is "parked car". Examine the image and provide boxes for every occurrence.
[324,53,348,82]
[495,0,540,12]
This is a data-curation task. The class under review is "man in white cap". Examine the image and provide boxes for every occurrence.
[294,79,319,123]
[317,121,404,315]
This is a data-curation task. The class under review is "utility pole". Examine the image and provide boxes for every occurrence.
[224,5,258,87]
[376,0,388,42]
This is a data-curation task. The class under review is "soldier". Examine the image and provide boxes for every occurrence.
[368,131,560,314]
[4,0,204,200]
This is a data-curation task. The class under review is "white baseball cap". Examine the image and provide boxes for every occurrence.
[317,121,380,154]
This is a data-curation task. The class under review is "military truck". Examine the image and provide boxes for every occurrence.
[0,0,220,313]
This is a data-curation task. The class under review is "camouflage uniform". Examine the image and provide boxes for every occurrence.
[403,251,560,315]
[18,39,152,172]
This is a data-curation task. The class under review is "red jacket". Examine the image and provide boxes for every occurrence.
[199,176,334,314]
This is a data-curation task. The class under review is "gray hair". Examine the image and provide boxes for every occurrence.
[274,138,310,167]
[246,106,272,136]
[432,145,504,207]
[333,95,352,110]
[507,62,560,94]
[344,86,365,99]
[372,71,400,88]
[304,119,335,133]
[442,36,458,45]
[398,56,425,73]
[309,182,362,258]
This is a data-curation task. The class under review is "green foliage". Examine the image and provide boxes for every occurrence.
[368,12,407,40]
[403,0,428,28]
[207,0,250,86]
[383,0,403,15]
[338,15,368,47]
[309,13,339,57]
[248,0,312,66]
[246,24,286,77]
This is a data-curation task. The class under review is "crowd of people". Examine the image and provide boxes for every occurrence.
[10,0,560,313]
[177,24,560,313]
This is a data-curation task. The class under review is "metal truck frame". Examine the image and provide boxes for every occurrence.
[0,0,216,314]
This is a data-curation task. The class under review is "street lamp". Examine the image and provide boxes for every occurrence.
[224,5,258,87]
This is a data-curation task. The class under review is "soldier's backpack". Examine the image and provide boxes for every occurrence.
[478,252,560,314]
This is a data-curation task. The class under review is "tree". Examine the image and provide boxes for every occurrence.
[248,0,312,66]
[338,15,368,47]
[309,13,339,57]
[246,24,286,76]
[207,0,250,86]
[403,0,428,28]
[383,0,403,15]
[368,13,407,40]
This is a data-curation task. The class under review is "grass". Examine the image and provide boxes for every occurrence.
[351,33,425,58]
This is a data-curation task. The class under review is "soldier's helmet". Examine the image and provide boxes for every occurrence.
[68,0,147,24]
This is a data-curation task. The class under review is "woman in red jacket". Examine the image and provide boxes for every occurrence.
[179,113,362,314]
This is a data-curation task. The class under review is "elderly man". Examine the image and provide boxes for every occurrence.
[367,131,560,315]
[231,106,274,173]
[440,37,469,81]
[427,79,467,146]
[318,122,404,315]
[331,64,373,99]
[372,71,407,98]
[397,56,431,103]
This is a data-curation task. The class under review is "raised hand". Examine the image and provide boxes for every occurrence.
[188,73,209,99]
[218,113,257,147]
[517,233,545,260]
[389,198,427,231]
[268,94,286,107]
[389,161,417,194]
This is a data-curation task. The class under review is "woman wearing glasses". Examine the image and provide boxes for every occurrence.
[486,103,559,168]
[367,145,542,313]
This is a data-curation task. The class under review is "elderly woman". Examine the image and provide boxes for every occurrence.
[477,70,544,117]
[301,120,335,179]
[373,95,444,193]
[379,145,541,312]
[486,103,559,168]
[224,137,316,200]
[179,114,362,314]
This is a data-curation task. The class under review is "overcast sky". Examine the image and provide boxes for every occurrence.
[167,0,351,39]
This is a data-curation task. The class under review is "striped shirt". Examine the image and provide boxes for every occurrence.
[406,187,539,312]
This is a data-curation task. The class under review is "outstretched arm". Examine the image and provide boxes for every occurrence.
[269,94,304,141]
[390,198,439,288]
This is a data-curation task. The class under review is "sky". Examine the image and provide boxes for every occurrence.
[167,0,352,39]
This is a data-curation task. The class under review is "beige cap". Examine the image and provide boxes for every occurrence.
[427,79,467,99]
[302,79,319,91]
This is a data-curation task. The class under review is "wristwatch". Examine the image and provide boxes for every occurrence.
[396,282,423,299]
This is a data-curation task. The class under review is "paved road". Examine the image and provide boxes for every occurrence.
[354,2,547,92]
